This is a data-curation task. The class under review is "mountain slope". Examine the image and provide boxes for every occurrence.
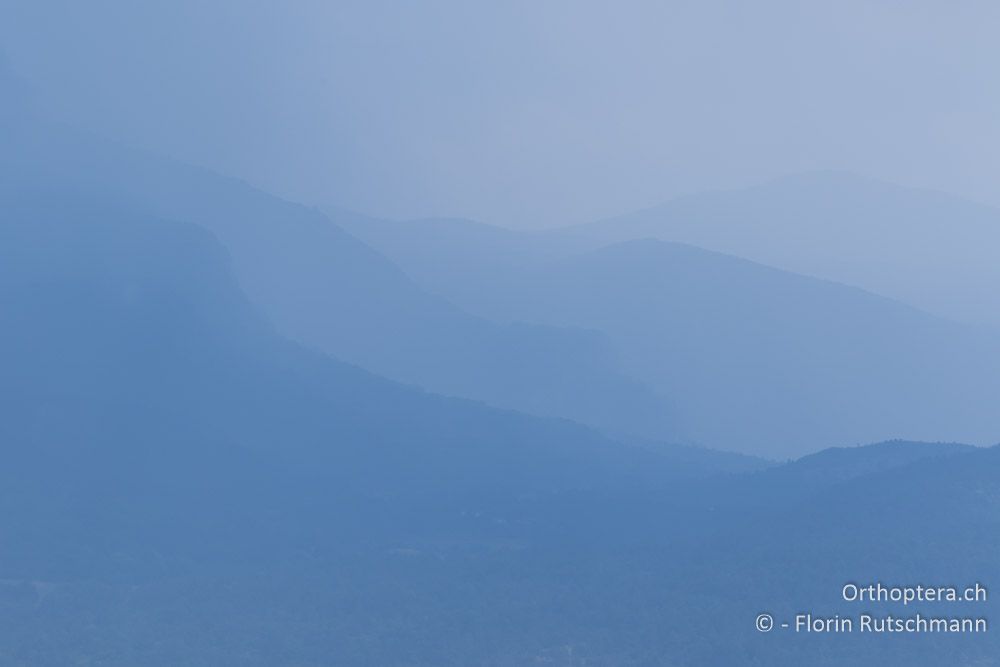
[0,95,674,441]
[344,217,1000,456]
[573,171,1000,329]
[0,198,994,664]
[491,239,1000,456]
[3,192,748,579]
[332,212,576,315]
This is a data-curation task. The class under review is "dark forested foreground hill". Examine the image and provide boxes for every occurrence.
[1,196,998,664]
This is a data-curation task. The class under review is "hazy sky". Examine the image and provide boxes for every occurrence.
[3,0,999,227]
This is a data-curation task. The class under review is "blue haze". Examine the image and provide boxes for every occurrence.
[2,9,1000,666]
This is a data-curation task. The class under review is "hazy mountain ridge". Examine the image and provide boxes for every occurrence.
[574,171,1000,329]
[1,191,756,575]
[516,239,1000,455]
[1,202,995,663]
[340,212,1000,456]
[0,99,677,442]
[706,439,981,513]
[4,12,1000,667]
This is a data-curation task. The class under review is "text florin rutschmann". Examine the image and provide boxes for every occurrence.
[757,582,990,635]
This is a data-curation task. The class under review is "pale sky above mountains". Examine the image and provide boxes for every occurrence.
[3,0,1000,227]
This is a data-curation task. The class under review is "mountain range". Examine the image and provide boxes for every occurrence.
[575,171,1000,330]
[338,206,1000,456]
[3,195,998,666]
[1,89,674,443]
[3,64,999,666]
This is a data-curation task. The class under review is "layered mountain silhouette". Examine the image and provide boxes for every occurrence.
[341,217,1000,457]
[574,171,1000,330]
[2,191,763,578]
[1,225,995,667]
[1,196,996,665]
[0,88,674,442]
[3,63,998,667]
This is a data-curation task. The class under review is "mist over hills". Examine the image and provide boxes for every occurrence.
[11,61,999,457]
[341,215,1000,457]
[3,191,736,577]
[0,94,676,442]
[3,190,999,667]
[575,171,1000,330]
[1,208,996,665]
[3,56,1000,666]
[492,239,1000,455]
[4,157,999,667]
